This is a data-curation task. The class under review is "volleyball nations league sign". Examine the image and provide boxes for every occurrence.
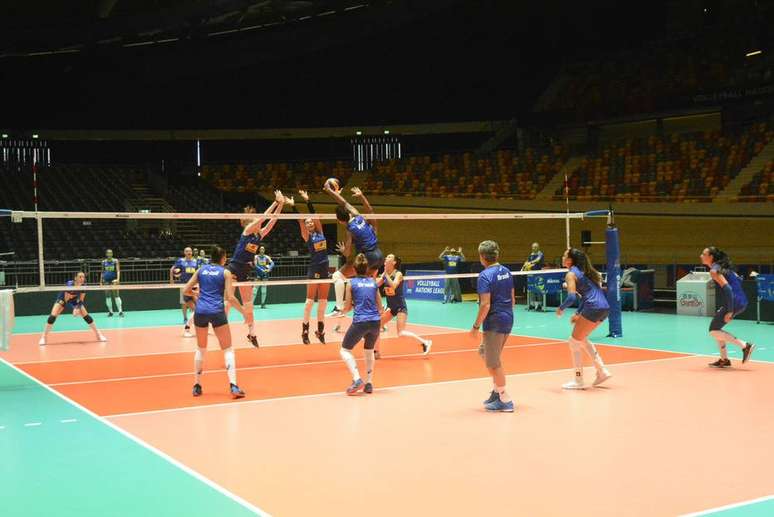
[404,270,446,301]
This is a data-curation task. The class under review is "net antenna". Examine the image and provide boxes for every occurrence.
[564,172,571,249]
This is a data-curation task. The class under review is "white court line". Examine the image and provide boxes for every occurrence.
[0,356,270,517]
[0,426,5,430]
[48,340,564,386]
[108,354,696,419]
[14,326,462,365]
[680,494,774,516]
[60,418,78,424]
[24,422,42,427]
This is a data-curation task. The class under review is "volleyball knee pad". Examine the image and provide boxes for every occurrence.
[83,315,94,324]
[47,315,57,325]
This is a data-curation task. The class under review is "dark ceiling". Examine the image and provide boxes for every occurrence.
[1,0,768,131]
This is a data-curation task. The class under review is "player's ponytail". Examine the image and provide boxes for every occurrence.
[706,246,735,275]
[354,253,369,275]
[567,248,602,286]
[210,245,226,264]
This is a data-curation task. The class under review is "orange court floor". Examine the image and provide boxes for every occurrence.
[2,309,774,517]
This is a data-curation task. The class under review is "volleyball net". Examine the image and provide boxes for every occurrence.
[0,207,621,349]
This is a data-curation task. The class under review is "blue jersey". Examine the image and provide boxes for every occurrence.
[232,232,262,265]
[102,259,118,281]
[351,276,381,324]
[196,257,209,269]
[711,264,748,309]
[442,254,461,274]
[57,280,83,305]
[384,272,406,310]
[570,266,609,311]
[347,215,378,253]
[175,258,199,284]
[527,251,544,270]
[196,264,226,315]
[477,264,514,334]
[308,231,329,267]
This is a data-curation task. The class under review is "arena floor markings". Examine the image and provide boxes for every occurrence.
[2,301,773,516]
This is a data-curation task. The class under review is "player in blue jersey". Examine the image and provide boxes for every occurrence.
[196,249,209,268]
[556,248,612,390]
[183,245,248,399]
[170,247,199,337]
[38,271,107,346]
[100,249,123,317]
[375,253,432,358]
[701,246,755,367]
[339,253,383,395]
[470,241,515,412]
[523,242,545,311]
[292,190,330,344]
[324,184,383,318]
[253,246,274,309]
[226,191,286,347]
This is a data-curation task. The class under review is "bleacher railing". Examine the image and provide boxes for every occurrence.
[0,256,311,288]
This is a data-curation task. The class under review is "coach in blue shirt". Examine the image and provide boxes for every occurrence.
[470,240,515,413]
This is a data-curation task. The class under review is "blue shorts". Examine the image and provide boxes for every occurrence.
[387,300,407,317]
[709,305,747,332]
[103,275,117,284]
[580,307,609,323]
[226,261,253,282]
[193,311,228,328]
[308,263,330,280]
[341,320,381,350]
[363,248,384,271]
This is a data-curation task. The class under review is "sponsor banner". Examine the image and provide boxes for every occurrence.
[405,270,446,301]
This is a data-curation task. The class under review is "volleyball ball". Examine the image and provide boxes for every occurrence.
[325,177,340,192]
[172,266,182,280]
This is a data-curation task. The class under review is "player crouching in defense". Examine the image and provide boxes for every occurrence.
[39,272,107,346]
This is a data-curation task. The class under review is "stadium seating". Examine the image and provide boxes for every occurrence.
[202,160,353,193]
[738,159,774,202]
[556,123,772,202]
[362,146,566,199]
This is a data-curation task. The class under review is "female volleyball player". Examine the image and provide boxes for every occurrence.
[226,191,285,347]
[101,249,123,317]
[253,245,274,309]
[470,241,515,412]
[556,248,612,389]
[171,247,198,338]
[183,245,247,399]
[324,183,383,317]
[375,253,431,358]
[339,253,383,395]
[39,272,107,346]
[701,246,755,367]
[293,190,330,344]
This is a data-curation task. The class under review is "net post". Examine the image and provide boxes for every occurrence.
[36,214,45,287]
[605,223,623,338]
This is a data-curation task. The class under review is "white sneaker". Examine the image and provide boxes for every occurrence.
[327,308,345,319]
[38,336,46,346]
[562,379,586,390]
[97,333,108,343]
[422,340,433,355]
[593,369,612,387]
[183,329,193,338]
[333,324,342,333]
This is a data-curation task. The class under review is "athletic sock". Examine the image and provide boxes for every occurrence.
[88,322,100,337]
[105,298,113,313]
[224,348,237,385]
[303,299,313,324]
[194,348,204,384]
[582,339,606,372]
[115,297,123,313]
[364,349,375,383]
[398,329,426,346]
[317,321,325,334]
[333,272,345,309]
[496,385,511,403]
[247,321,255,336]
[339,348,360,381]
[718,330,747,349]
[260,286,267,306]
[568,337,584,383]
[43,323,52,336]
